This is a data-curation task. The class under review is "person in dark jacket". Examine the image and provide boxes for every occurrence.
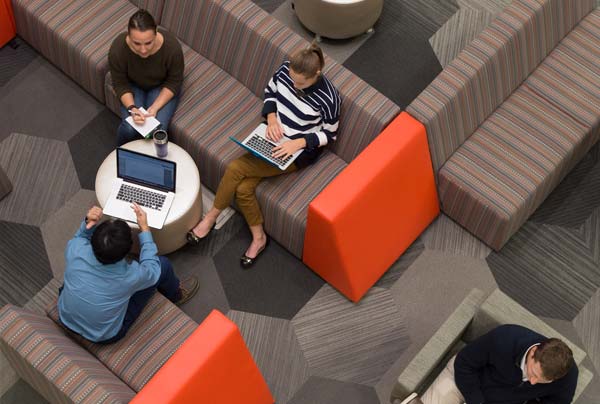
[412,324,578,404]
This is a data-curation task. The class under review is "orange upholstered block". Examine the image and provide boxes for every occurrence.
[131,310,273,404]
[303,112,439,302]
[0,0,16,47]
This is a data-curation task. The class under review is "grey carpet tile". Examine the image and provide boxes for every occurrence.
[0,221,52,307]
[375,238,425,289]
[0,38,38,88]
[487,221,600,321]
[214,227,324,320]
[0,134,80,227]
[23,278,61,315]
[179,212,246,257]
[0,379,48,404]
[292,285,410,386]
[458,0,512,14]
[288,376,380,404]
[165,252,230,324]
[582,208,600,264]
[253,0,286,13]
[227,310,310,404]
[0,351,18,398]
[429,7,493,67]
[421,214,492,259]
[0,57,103,143]
[574,287,600,375]
[530,143,600,229]
[68,109,120,190]
[40,190,97,280]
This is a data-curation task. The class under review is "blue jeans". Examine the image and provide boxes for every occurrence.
[117,84,179,146]
[98,256,181,344]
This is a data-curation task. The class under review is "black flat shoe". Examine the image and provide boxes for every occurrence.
[240,238,269,269]
[186,223,216,245]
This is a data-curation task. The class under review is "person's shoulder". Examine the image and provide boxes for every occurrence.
[161,30,183,53]
[110,32,128,50]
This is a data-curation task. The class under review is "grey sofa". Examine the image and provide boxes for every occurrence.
[390,289,593,403]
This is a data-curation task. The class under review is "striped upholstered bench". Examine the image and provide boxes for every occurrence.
[407,0,599,250]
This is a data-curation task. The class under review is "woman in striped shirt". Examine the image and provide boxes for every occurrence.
[187,44,341,268]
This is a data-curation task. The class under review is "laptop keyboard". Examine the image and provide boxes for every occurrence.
[116,184,166,210]
[247,135,294,166]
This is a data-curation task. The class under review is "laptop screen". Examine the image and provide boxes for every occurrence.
[116,148,176,192]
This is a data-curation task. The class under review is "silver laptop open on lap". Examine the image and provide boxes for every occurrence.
[230,123,302,170]
[103,148,176,229]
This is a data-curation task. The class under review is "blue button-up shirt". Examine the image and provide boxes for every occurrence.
[58,220,161,342]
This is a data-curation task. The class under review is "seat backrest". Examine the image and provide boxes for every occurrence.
[128,0,166,23]
[0,304,135,404]
[406,0,595,174]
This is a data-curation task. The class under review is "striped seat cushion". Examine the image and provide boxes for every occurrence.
[13,0,138,102]
[525,9,600,139]
[0,305,135,403]
[47,293,197,392]
[257,151,347,257]
[438,86,593,249]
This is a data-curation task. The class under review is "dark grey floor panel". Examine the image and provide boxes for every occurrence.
[487,221,600,321]
[0,37,38,88]
[530,143,600,229]
[0,221,52,307]
[0,379,48,404]
[213,228,324,319]
[178,213,246,258]
[253,0,285,13]
[288,376,380,404]
[375,238,424,289]
[0,58,103,143]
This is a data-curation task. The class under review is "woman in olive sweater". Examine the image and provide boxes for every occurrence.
[109,10,184,146]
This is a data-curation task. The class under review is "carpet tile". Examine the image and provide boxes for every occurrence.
[0,134,80,227]
[0,38,37,88]
[0,58,103,143]
[68,109,120,190]
[487,221,600,321]
[574,286,600,375]
[227,310,310,403]
[214,227,324,319]
[288,376,380,404]
[252,0,286,13]
[421,214,492,259]
[0,379,48,404]
[292,285,410,386]
[375,238,425,289]
[0,221,52,307]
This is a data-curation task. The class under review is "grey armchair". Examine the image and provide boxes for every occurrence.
[390,289,593,403]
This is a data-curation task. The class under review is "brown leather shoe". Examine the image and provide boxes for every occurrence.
[175,276,199,306]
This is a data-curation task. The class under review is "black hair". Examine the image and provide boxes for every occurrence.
[91,220,133,265]
[128,9,157,34]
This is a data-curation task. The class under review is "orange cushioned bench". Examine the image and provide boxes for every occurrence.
[303,112,439,302]
[0,0,16,47]
[131,310,274,404]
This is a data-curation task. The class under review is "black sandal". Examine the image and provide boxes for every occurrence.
[240,238,269,269]
[186,223,216,245]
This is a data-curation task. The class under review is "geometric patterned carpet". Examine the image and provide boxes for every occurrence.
[1,1,599,403]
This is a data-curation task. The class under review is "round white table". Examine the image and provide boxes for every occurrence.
[95,140,202,255]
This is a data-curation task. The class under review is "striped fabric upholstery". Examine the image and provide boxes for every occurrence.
[13,0,138,102]
[525,9,600,140]
[129,0,165,23]
[438,86,593,249]
[406,0,595,172]
[257,151,347,257]
[160,0,306,99]
[0,305,135,404]
[46,293,197,392]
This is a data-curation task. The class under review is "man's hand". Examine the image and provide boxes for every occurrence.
[266,112,284,142]
[272,138,306,159]
[85,206,103,229]
[132,202,150,232]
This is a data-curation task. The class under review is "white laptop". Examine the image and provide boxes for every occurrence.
[230,123,302,170]
[103,148,176,229]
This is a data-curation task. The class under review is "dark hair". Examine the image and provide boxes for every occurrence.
[128,9,157,34]
[91,220,133,265]
[533,338,574,381]
[289,42,324,77]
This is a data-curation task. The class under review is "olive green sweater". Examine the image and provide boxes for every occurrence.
[108,29,184,99]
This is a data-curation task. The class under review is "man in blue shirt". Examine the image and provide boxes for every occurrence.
[58,203,198,343]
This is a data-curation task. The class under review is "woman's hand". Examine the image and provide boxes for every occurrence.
[272,138,306,159]
[266,113,284,142]
[146,106,157,117]
[130,107,146,125]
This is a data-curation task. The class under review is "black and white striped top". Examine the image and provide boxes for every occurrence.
[262,62,341,167]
